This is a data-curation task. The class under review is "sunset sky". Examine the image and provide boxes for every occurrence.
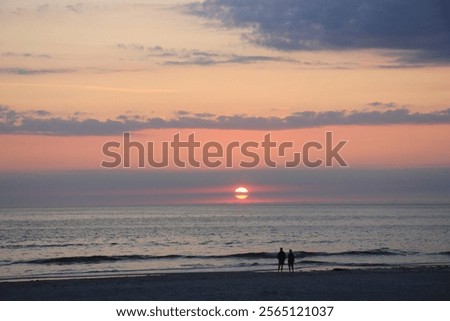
[1,0,449,206]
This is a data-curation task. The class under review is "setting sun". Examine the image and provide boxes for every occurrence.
[234,187,249,200]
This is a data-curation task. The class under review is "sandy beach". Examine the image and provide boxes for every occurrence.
[1,267,449,301]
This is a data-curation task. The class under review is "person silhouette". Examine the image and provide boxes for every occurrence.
[277,248,286,272]
[288,249,295,272]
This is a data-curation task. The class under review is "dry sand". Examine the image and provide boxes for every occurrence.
[1,267,449,300]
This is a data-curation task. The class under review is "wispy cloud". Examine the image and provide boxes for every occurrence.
[1,52,52,59]
[366,102,401,109]
[1,82,176,94]
[65,3,84,14]
[0,68,74,75]
[1,105,450,136]
[185,0,450,66]
[1,1,89,15]
[117,43,297,65]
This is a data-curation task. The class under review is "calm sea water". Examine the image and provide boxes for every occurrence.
[0,204,449,280]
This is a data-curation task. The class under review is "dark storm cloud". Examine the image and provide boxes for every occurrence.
[186,0,450,64]
[1,105,450,135]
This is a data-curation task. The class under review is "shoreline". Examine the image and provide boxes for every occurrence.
[1,267,449,301]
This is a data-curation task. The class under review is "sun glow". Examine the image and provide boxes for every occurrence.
[234,186,249,200]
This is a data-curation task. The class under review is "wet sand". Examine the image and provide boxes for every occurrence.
[1,267,449,301]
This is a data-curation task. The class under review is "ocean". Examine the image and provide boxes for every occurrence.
[0,204,449,281]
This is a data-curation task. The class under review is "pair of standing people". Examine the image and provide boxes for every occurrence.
[277,248,295,272]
